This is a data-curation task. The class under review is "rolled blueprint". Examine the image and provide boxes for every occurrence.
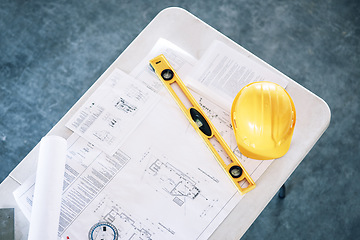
[28,136,67,240]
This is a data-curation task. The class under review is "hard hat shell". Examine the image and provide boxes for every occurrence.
[231,81,296,160]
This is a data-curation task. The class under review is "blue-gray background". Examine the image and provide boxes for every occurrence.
[1,0,359,239]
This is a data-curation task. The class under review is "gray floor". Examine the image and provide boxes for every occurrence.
[1,0,359,239]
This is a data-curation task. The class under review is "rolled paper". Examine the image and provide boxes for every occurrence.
[28,136,67,240]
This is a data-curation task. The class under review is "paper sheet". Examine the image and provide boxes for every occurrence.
[66,69,159,156]
[14,38,274,240]
[188,40,288,112]
[130,38,197,93]
[27,136,67,240]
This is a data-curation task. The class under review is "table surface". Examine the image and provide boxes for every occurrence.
[0,7,331,240]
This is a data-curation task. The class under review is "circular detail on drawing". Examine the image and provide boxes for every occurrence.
[88,222,118,240]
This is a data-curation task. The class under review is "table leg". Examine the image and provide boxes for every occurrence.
[278,184,286,199]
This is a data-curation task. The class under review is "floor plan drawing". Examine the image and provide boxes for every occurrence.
[92,196,153,240]
[147,159,200,206]
[114,97,138,114]
[93,130,115,145]
[138,147,223,221]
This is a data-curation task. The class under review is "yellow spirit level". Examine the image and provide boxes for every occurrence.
[150,54,255,195]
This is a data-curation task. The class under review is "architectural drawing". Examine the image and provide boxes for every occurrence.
[114,97,138,114]
[93,130,115,145]
[92,197,153,240]
[101,113,120,129]
[147,160,200,202]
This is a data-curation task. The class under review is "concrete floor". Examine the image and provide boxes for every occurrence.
[1,0,359,239]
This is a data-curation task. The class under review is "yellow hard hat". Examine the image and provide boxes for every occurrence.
[231,81,296,160]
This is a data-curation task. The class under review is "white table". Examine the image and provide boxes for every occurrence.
[0,7,330,240]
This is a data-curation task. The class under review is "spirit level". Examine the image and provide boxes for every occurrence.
[150,54,255,195]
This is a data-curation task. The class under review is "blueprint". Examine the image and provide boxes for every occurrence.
[66,69,160,156]
[14,38,274,240]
